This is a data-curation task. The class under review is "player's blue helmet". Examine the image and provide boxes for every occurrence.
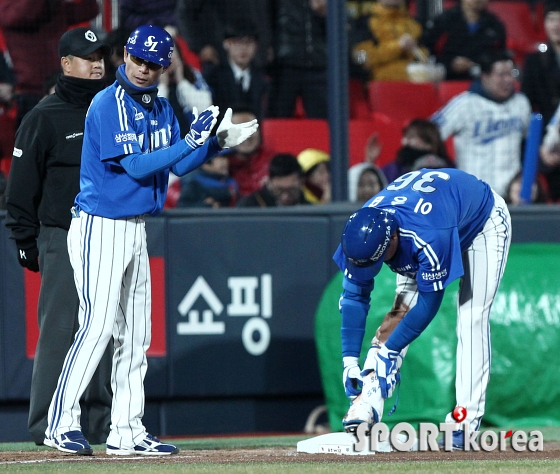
[342,207,398,267]
[126,25,174,67]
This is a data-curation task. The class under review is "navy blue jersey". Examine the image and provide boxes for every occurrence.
[334,169,494,292]
[76,80,181,218]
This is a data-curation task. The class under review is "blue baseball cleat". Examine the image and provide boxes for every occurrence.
[107,433,179,456]
[52,430,93,455]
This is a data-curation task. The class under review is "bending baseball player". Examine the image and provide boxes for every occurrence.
[44,25,258,456]
[333,168,511,450]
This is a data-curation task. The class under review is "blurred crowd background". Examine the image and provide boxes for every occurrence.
[0,0,558,209]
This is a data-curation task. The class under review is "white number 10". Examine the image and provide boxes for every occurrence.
[414,198,432,214]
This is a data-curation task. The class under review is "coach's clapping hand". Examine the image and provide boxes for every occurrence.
[216,108,259,149]
[184,105,219,150]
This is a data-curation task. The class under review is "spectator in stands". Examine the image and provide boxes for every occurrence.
[347,0,382,82]
[504,171,550,205]
[421,0,506,81]
[381,119,453,183]
[0,0,99,126]
[204,24,268,121]
[237,153,309,207]
[158,41,212,136]
[0,46,14,104]
[348,162,388,203]
[297,148,331,204]
[267,0,328,119]
[538,102,560,202]
[177,154,239,208]
[0,42,15,208]
[522,0,560,128]
[103,27,129,86]
[432,51,531,197]
[351,0,428,81]
[119,0,178,31]
[176,0,271,75]
[227,107,276,196]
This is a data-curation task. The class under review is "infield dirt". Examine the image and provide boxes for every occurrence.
[2,442,560,465]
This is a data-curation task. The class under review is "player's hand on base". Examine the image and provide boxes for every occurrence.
[16,239,39,272]
[185,105,219,149]
[216,108,259,149]
[342,356,363,398]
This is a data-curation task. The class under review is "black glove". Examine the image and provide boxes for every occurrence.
[16,239,40,272]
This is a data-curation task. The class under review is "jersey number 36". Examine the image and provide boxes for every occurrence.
[386,170,450,193]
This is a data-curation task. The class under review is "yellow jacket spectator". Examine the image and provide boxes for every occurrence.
[297,148,331,204]
[352,0,427,81]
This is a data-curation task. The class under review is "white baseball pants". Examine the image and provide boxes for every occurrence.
[46,211,152,449]
[392,191,511,431]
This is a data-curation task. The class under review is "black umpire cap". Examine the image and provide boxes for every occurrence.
[58,27,112,58]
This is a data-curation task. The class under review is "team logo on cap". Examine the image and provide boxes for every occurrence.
[85,30,98,42]
[144,35,159,52]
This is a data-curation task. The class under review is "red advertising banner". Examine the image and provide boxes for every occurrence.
[25,257,167,358]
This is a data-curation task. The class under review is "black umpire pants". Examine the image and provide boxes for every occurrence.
[28,225,112,445]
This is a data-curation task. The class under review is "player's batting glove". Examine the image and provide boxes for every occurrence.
[216,108,259,149]
[184,105,219,149]
[362,345,400,399]
[16,238,39,273]
[342,356,363,399]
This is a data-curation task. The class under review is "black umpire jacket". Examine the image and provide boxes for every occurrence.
[5,75,105,243]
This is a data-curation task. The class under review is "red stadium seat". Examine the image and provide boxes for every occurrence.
[368,81,440,124]
[293,97,306,118]
[349,79,371,120]
[261,119,329,156]
[534,2,547,44]
[487,1,540,64]
[437,81,471,107]
[349,113,403,168]
[0,102,16,175]
[174,34,201,71]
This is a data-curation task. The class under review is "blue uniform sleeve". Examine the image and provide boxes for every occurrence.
[334,244,378,357]
[414,228,464,292]
[340,287,370,358]
[119,137,221,180]
[171,137,222,176]
[385,289,444,352]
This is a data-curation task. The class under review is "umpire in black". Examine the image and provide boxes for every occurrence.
[4,27,113,446]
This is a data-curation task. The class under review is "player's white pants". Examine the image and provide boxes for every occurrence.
[394,192,511,432]
[46,211,152,448]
